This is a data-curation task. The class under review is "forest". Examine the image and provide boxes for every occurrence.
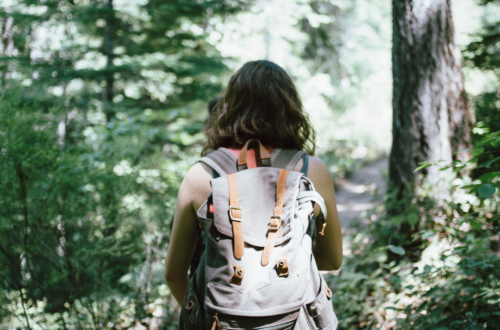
[0,0,499,329]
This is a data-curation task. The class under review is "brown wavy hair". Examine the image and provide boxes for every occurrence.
[203,60,316,155]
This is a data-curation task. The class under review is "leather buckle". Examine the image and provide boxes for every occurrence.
[268,215,281,231]
[229,206,243,222]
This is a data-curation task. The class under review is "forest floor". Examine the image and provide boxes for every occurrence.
[334,158,388,254]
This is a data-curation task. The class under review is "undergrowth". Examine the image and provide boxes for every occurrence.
[327,129,500,329]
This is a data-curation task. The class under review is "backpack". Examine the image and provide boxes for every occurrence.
[179,139,338,330]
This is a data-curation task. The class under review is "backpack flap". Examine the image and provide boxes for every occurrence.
[210,167,304,248]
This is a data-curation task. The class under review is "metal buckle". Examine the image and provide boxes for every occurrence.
[229,206,243,222]
[268,215,281,230]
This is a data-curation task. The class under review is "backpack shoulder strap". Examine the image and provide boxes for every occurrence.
[270,147,282,164]
[296,190,327,220]
[297,177,328,236]
[198,148,238,177]
[200,147,308,176]
[272,148,308,174]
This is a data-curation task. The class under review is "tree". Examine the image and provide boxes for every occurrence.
[463,0,500,177]
[389,0,472,201]
[0,0,243,328]
[298,0,355,119]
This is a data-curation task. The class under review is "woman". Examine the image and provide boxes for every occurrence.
[165,60,343,323]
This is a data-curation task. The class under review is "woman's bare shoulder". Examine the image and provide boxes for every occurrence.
[184,162,213,183]
[307,155,328,172]
[292,155,329,176]
[307,155,328,168]
[305,156,331,183]
[178,162,213,210]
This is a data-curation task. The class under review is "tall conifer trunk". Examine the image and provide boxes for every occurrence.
[104,0,115,121]
[390,0,472,200]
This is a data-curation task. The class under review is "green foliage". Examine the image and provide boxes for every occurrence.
[463,18,500,73]
[325,1,500,320]
[0,0,242,328]
[1,0,498,329]
[326,129,500,329]
[323,1,500,327]
[319,140,379,179]
[463,0,500,137]
[0,89,178,328]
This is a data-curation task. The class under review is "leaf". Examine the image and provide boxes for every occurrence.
[478,172,500,182]
[460,184,480,189]
[470,220,482,229]
[389,245,405,255]
[449,320,464,326]
[406,212,419,226]
[478,157,500,168]
[478,184,496,198]
[421,230,434,240]
[453,148,471,155]
[414,161,436,172]
[471,147,485,157]
[390,215,405,225]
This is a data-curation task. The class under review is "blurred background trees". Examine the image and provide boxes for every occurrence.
[0,0,499,329]
[0,0,243,328]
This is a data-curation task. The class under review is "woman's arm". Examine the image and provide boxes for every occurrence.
[164,163,212,304]
[301,156,343,270]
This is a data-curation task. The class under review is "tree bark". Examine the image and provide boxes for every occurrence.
[390,0,472,199]
[104,0,115,121]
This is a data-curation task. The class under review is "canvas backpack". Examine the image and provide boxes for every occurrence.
[179,139,338,330]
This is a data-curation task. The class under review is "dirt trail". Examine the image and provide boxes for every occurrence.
[334,158,388,230]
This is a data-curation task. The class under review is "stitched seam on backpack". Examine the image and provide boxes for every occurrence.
[208,271,308,294]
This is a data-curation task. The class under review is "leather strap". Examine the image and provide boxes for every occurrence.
[274,169,289,216]
[262,169,289,266]
[237,139,271,171]
[211,314,220,330]
[228,174,244,259]
[319,223,326,236]
[230,265,244,285]
[276,256,289,277]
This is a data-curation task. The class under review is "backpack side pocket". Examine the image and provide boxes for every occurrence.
[214,310,299,330]
[179,278,205,330]
[304,280,338,329]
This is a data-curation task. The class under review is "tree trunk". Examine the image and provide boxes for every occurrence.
[390,0,472,200]
[104,0,115,121]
